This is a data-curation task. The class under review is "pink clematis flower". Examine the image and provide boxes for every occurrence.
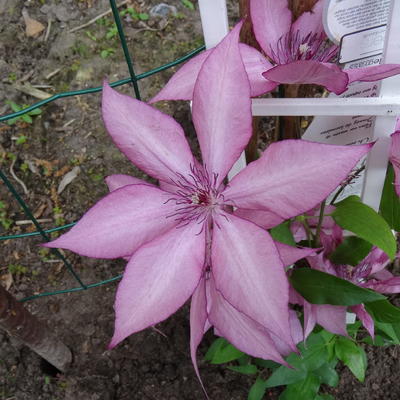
[294,225,399,340]
[251,0,400,94]
[151,3,400,103]
[45,23,371,373]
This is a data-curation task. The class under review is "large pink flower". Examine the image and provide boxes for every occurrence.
[45,23,371,370]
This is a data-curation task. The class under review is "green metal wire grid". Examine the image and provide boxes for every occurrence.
[0,0,205,302]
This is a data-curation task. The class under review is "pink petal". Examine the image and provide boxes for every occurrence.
[234,208,284,229]
[223,140,372,223]
[190,277,210,395]
[105,174,151,192]
[390,131,400,196]
[211,212,296,351]
[240,44,278,96]
[303,301,317,339]
[270,310,304,355]
[250,0,292,61]
[102,82,194,183]
[366,277,400,294]
[347,64,400,84]
[274,242,317,267]
[44,185,178,259]
[292,0,325,39]
[315,304,348,337]
[263,61,349,94]
[207,276,288,365]
[363,247,390,275]
[192,22,252,186]
[149,49,212,103]
[150,43,276,103]
[351,304,374,338]
[109,223,206,348]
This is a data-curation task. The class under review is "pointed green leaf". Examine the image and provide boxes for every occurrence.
[329,236,372,266]
[279,373,320,400]
[290,268,385,305]
[204,337,244,364]
[227,364,258,375]
[248,377,268,400]
[332,196,396,259]
[269,221,296,246]
[364,299,400,323]
[380,164,400,231]
[314,362,339,387]
[335,338,367,382]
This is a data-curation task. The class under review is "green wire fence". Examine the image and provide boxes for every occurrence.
[0,0,205,302]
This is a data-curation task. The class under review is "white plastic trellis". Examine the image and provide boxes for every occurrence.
[197,0,400,210]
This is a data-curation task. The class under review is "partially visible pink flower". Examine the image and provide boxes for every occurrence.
[252,0,400,94]
[151,7,400,103]
[295,227,397,339]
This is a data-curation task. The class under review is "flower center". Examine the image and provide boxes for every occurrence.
[270,30,338,65]
[165,164,223,227]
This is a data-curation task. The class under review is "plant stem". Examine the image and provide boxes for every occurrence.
[314,200,326,247]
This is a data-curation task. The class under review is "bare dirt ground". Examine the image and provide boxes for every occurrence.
[0,1,399,399]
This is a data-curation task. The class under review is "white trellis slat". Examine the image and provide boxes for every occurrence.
[197,0,400,209]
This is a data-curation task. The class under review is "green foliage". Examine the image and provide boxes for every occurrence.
[8,264,28,275]
[100,48,116,59]
[204,338,244,364]
[4,101,42,125]
[289,268,385,305]
[328,236,372,266]
[106,25,118,40]
[335,337,367,382]
[85,30,97,41]
[380,164,400,231]
[0,201,13,230]
[181,0,195,10]
[332,195,396,259]
[15,135,28,145]
[120,7,149,20]
[269,221,296,246]
[364,299,400,323]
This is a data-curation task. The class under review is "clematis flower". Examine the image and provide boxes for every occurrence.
[293,224,399,339]
[252,0,400,94]
[151,3,400,103]
[45,23,371,374]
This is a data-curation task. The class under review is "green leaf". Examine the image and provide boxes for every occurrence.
[269,221,296,246]
[253,358,280,369]
[335,338,367,382]
[181,0,195,10]
[265,353,307,387]
[204,338,244,364]
[5,100,21,112]
[329,236,372,266]
[364,299,400,323]
[138,13,149,20]
[22,114,32,124]
[28,108,42,116]
[380,164,400,231]
[248,377,268,400]
[15,135,27,145]
[332,196,396,259]
[227,364,258,375]
[315,395,335,400]
[279,373,320,400]
[290,268,385,305]
[314,362,339,387]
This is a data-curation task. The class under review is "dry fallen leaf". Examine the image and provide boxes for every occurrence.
[57,166,81,194]
[0,273,13,290]
[22,9,45,38]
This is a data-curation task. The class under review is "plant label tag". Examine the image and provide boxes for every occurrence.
[339,25,387,64]
[323,0,391,45]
